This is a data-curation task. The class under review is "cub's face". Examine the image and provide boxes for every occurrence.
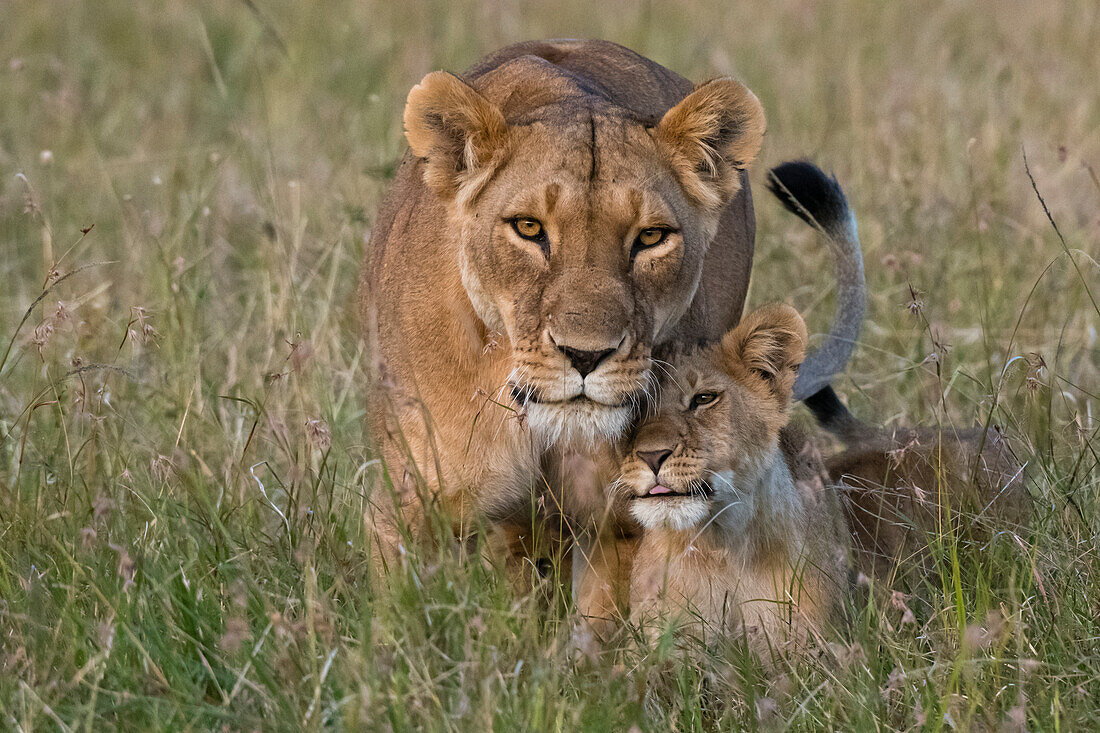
[618,305,807,531]
[403,69,765,447]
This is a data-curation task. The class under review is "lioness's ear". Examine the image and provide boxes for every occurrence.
[656,78,766,211]
[721,304,806,405]
[404,71,509,200]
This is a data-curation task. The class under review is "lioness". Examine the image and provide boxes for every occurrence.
[618,303,851,652]
[361,41,769,602]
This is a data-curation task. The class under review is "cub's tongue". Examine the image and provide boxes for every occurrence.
[647,485,673,496]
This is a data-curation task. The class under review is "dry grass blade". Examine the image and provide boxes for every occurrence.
[1022,149,1099,320]
[0,261,116,376]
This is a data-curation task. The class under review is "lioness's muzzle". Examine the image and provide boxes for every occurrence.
[510,383,636,410]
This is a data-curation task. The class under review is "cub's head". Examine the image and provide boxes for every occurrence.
[403,59,765,446]
[618,305,806,530]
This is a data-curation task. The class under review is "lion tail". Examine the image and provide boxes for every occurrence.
[765,161,865,405]
[800,385,876,444]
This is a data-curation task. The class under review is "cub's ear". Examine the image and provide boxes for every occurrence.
[656,78,766,211]
[404,71,509,201]
[721,304,807,405]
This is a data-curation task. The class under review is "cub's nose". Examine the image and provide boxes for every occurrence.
[637,449,672,474]
[559,346,615,378]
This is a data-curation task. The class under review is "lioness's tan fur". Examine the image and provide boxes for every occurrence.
[361,41,766,616]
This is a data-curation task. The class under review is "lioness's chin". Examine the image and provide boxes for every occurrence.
[525,400,632,448]
[630,497,711,531]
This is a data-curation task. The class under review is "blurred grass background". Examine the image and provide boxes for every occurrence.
[1,0,1097,729]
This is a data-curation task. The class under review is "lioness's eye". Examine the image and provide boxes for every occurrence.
[689,392,720,410]
[631,227,673,259]
[638,228,666,247]
[511,218,545,241]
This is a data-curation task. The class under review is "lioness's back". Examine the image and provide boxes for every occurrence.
[464,39,692,120]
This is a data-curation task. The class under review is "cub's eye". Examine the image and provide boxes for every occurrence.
[511,218,545,241]
[689,392,720,410]
[631,227,674,259]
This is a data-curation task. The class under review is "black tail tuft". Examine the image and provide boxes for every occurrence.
[802,386,850,432]
[802,385,870,443]
[765,161,850,233]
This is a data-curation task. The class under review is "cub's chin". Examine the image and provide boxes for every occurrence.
[524,399,632,448]
[629,494,711,531]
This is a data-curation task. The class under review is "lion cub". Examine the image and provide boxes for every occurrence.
[618,304,850,651]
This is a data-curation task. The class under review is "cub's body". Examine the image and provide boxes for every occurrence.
[631,438,849,646]
[617,306,852,652]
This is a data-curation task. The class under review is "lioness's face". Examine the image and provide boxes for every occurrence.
[462,117,715,446]
[404,72,765,446]
[618,305,806,530]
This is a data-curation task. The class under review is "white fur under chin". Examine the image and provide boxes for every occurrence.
[525,400,632,448]
[631,444,800,534]
[630,497,712,531]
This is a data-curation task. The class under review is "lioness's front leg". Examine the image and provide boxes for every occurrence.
[571,527,638,649]
[539,444,636,643]
[365,381,540,568]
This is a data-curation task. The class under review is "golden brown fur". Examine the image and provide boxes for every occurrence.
[616,305,851,654]
[361,41,766,618]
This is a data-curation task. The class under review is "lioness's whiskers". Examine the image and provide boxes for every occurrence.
[648,357,677,384]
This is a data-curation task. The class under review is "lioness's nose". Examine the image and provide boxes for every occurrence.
[637,449,672,474]
[559,346,615,378]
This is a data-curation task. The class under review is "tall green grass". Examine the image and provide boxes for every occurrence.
[1,0,1097,729]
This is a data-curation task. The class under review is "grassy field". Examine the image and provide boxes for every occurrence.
[1,0,1098,729]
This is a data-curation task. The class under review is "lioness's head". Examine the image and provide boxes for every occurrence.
[403,58,765,446]
[618,305,806,530]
